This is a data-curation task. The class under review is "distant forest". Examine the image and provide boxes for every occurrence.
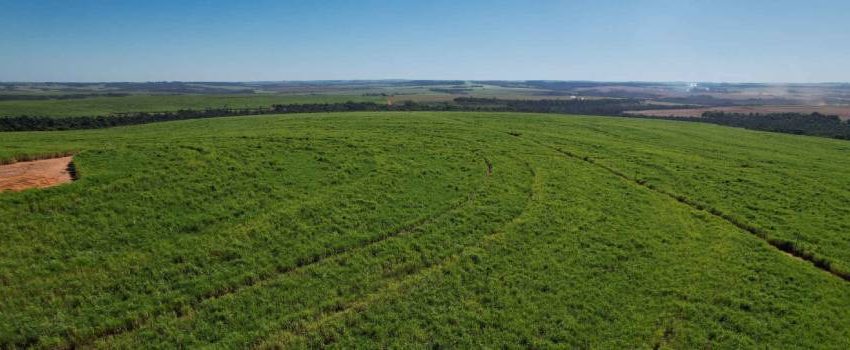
[0,93,130,101]
[1,98,848,140]
[660,112,850,139]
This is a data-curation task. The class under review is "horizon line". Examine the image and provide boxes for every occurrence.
[2,79,848,85]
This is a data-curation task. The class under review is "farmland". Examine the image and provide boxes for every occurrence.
[0,81,607,118]
[6,80,850,119]
[626,106,850,120]
[0,94,382,117]
[2,111,850,348]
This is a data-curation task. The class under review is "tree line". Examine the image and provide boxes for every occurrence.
[453,97,672,115]
[687,112,850,139]
[0,93,130,101]
[0,102,392,131]
[2,98,848,140]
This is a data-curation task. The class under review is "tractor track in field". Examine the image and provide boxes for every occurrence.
[56,157,494,350]
[444,115,850,283]
[516,135,850,283]
[255,159,539,348]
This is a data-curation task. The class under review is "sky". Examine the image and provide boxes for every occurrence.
[1,0,848,83]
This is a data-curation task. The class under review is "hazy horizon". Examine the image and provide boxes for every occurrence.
[3,79,850,85]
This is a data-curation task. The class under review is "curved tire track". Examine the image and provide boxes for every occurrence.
[58,157,494,350]
[522,135,850,283]
[256,159,539,349]
[446,115,850,284]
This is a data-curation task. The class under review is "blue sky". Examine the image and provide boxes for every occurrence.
[1,0,848,82]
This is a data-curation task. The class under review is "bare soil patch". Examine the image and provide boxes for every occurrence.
[0,156,75,191]
[626,105,850,120]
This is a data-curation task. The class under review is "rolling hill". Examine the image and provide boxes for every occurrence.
[2,112,850,348]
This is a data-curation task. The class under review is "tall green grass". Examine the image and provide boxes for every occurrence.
[1,112,849,348]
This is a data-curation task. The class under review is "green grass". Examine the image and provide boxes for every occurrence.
[0,94,383,117]
[1,112,850,348]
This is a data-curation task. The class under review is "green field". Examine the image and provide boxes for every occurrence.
[0,83,589,118]
[2,112,850,348]
[0,94,383,117]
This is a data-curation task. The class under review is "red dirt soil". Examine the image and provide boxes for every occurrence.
[625,106,850,120]
[0,156,74,191]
